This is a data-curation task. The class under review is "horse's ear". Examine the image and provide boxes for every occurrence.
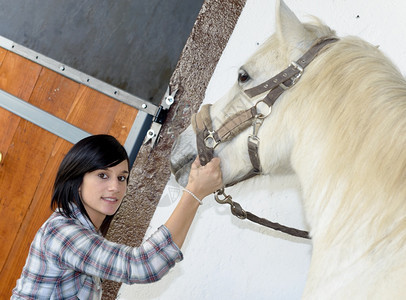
[275,0,306,46]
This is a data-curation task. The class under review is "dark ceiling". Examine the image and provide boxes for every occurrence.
[0,0,204,105]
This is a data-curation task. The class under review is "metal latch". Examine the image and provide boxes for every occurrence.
[143,86,177,147]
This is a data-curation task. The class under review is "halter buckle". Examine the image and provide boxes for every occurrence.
[279,61,304,90]
[204,131,220,149]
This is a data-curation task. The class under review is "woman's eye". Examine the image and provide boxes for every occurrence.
[98,173,108,179]
[118,176,127,182]
[238,71,250,83]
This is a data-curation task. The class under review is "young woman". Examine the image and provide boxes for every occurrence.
[12,134,222,299]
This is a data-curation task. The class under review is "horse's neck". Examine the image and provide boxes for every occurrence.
[288,36,406,241]
[296,145,406,236]
[301,168,406,296]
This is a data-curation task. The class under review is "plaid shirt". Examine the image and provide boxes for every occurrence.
[12,205,183,299]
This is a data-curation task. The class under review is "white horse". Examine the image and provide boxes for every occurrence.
[170,0,406,298]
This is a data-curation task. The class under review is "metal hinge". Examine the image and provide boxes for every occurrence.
[143,86,177,148]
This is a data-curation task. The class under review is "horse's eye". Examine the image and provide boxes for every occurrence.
[238,71,250,83]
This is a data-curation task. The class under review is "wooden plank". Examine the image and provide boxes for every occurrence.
[108,102,138,144]
[0,51,40,173]
[0,52,42,100]
[66,85,121,134]
[0,51,44,273]
[0,108,20,160]
[29,67,81,119]
[0,48,7,65]
[0,121,57,271]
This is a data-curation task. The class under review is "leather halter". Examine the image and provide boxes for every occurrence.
[192,37,338,183]
[190,37,338,238]
[192,104,261,186]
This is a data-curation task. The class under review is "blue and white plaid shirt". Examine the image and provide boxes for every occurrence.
[12,204,183,299]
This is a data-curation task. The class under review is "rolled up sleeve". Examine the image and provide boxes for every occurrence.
[44,220,183,284]
[126,225,184,283]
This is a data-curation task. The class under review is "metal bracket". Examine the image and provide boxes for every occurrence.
[143,86,177,147]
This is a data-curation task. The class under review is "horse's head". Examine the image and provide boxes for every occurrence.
[171,0,336,187]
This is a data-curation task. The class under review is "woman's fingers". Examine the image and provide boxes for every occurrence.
[187,156,223,199]
[191,156,201,168]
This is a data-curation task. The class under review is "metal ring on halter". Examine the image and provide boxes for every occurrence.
[204,131,220,149]
[254,100,272,119]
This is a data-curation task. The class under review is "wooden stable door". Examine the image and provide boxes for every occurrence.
[0,48,138,297]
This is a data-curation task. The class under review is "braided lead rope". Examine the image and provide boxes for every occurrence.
[215,189,310,239]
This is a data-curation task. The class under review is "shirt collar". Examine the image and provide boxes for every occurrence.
[56,203,99,234]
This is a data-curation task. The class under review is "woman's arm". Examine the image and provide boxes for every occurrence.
[42,216,183,284]
[165,156,223,248]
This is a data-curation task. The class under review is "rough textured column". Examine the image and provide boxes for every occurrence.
[102,0,246,298]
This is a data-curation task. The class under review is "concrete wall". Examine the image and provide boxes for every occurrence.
[118,0,406,299]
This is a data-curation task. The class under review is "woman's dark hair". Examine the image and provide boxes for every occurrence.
[51,134,130,236]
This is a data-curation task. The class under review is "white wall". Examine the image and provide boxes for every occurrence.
[118,1,406,299]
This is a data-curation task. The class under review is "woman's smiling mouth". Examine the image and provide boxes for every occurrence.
[102,197,118,202]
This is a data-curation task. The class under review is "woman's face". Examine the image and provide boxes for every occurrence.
[79,160,129,229]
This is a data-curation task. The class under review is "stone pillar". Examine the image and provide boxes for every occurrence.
[102,0,246,298]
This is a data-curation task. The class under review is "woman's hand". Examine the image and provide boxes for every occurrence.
[185,156,223,201]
